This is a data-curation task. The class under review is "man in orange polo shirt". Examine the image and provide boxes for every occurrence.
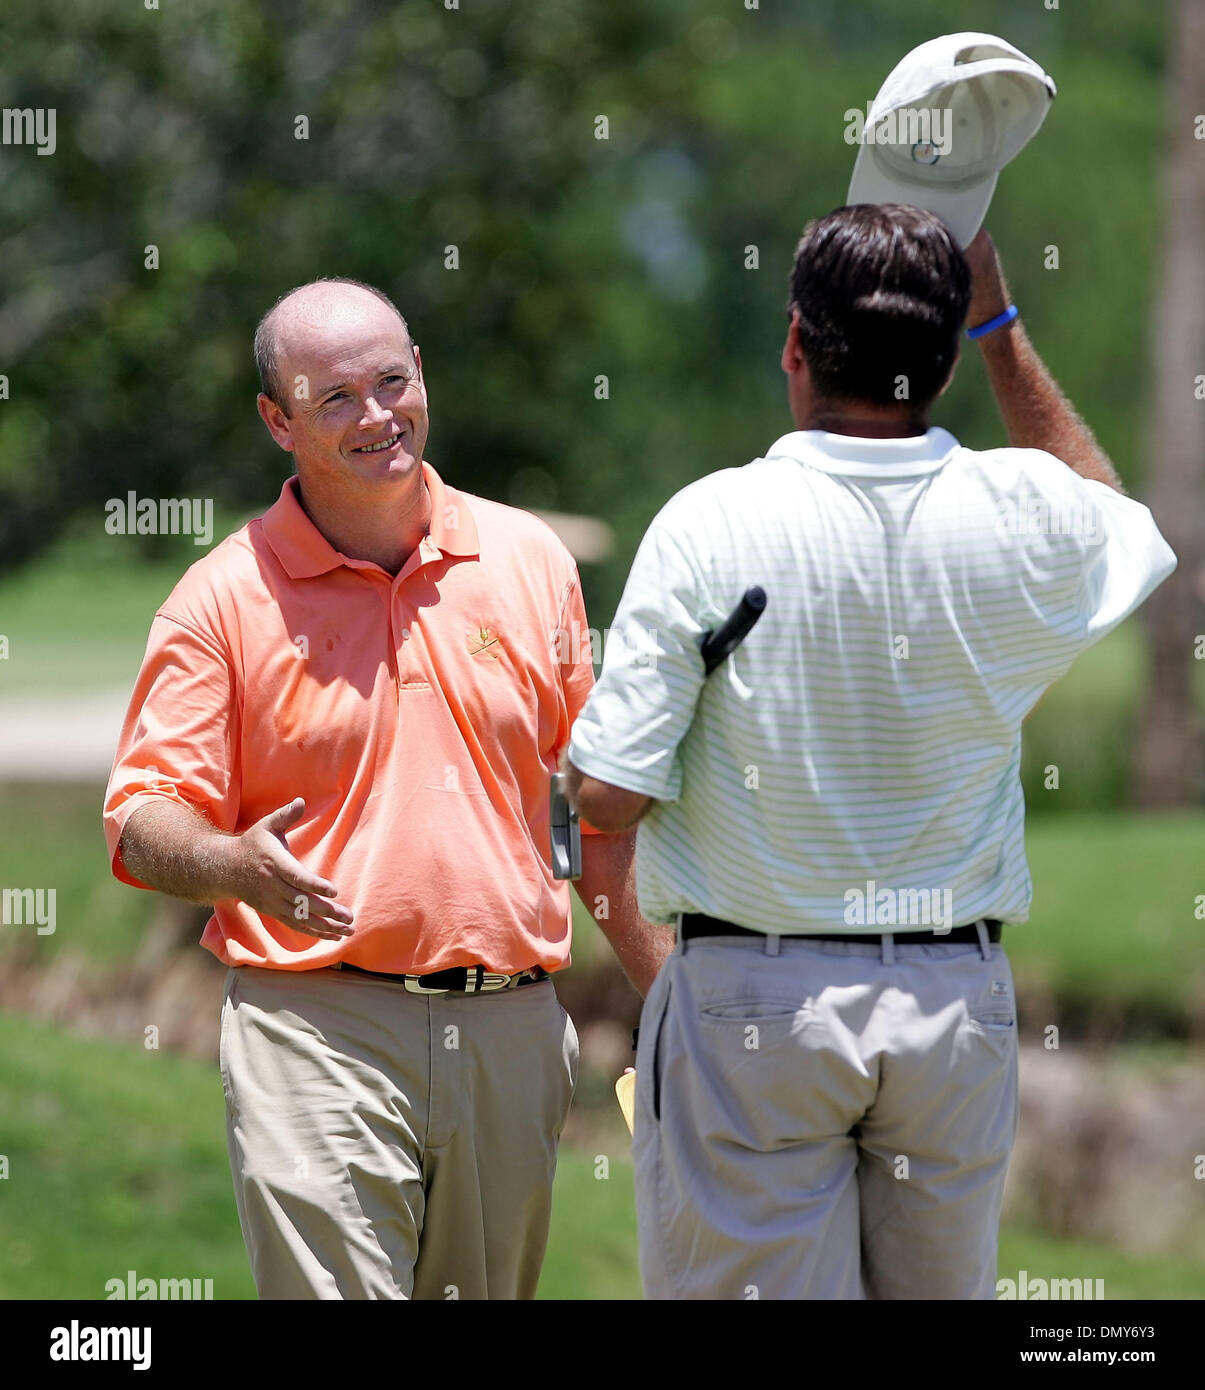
[103,277,672,1299]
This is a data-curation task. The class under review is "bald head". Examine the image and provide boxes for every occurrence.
[254,278,411,416]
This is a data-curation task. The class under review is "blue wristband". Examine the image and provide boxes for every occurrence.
[967,303,1019,339]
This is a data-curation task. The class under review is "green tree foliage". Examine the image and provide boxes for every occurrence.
[0,0,1168,637]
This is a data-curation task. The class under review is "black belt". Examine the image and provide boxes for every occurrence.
[680,913,1002,946]
[332,962,549,994]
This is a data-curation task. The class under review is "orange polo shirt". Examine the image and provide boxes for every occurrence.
[103,462,602,975]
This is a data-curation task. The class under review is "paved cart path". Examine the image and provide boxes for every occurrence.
[0,686,131,781]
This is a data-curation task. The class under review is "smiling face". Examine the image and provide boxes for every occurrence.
[256,284,430,500]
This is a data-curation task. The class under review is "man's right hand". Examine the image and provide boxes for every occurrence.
[227,798,354,940]
[120,795,354,938]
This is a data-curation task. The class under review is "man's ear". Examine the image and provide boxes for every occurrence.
[257,393,295,452]
[782,308,806,375]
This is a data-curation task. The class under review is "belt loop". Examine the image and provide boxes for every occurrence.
[975,919,991,961]
[880,932,895,966]
[764,932,781,957]
[678,911,689,955]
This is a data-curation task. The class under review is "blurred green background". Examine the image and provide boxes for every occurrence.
[1,0,1203,1300]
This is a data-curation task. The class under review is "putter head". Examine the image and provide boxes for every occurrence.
[549,772,582,880]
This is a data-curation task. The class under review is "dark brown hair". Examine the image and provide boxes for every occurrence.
[787,204,972,410]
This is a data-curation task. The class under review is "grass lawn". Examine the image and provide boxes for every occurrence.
[1009,811,1205,1018]
[0,514,246,695]
[1,1011,1202,1301]
[0,782,157,965]
[0,561,179,694]
[0,1009,254,1300]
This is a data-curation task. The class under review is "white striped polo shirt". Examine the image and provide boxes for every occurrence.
[568,428,1177,932]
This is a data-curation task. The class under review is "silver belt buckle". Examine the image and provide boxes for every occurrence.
[403,975,451,994]
[477,971,514,993]
[403,967,515,995]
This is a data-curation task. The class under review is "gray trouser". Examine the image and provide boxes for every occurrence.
[632,928,1019,1299]
[219,964,578,1300]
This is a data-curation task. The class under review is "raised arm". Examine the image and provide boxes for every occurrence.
[964,229,1125,494]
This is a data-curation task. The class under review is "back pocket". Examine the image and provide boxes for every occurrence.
[700,999,806,1022]
[968,974,1016,1029]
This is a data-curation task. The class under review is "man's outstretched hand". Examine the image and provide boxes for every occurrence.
[229,797,354,941]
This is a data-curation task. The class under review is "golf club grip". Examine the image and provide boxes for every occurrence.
[701,586,767,674]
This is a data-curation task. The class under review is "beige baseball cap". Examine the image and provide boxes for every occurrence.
[847,32,1056,247]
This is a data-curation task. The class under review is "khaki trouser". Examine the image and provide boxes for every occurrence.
[219,964,578,1300]
[633,929,1019,1300]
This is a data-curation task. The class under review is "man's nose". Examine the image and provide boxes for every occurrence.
[359,394,390,425]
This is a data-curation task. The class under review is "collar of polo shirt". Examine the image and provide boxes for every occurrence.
[261,461,481,579]
[766,427,961,478]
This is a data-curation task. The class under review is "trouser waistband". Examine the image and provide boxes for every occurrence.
[332,961,549,993]
[679,914,1002,964]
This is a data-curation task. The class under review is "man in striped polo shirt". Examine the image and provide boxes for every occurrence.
[566,204,1176,1300]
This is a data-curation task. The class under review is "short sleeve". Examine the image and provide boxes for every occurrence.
[556,566,596,735]
[102,612,240,887]
[551,563,606,837]
[568,508,708,801]
[1074,479,1177,646]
